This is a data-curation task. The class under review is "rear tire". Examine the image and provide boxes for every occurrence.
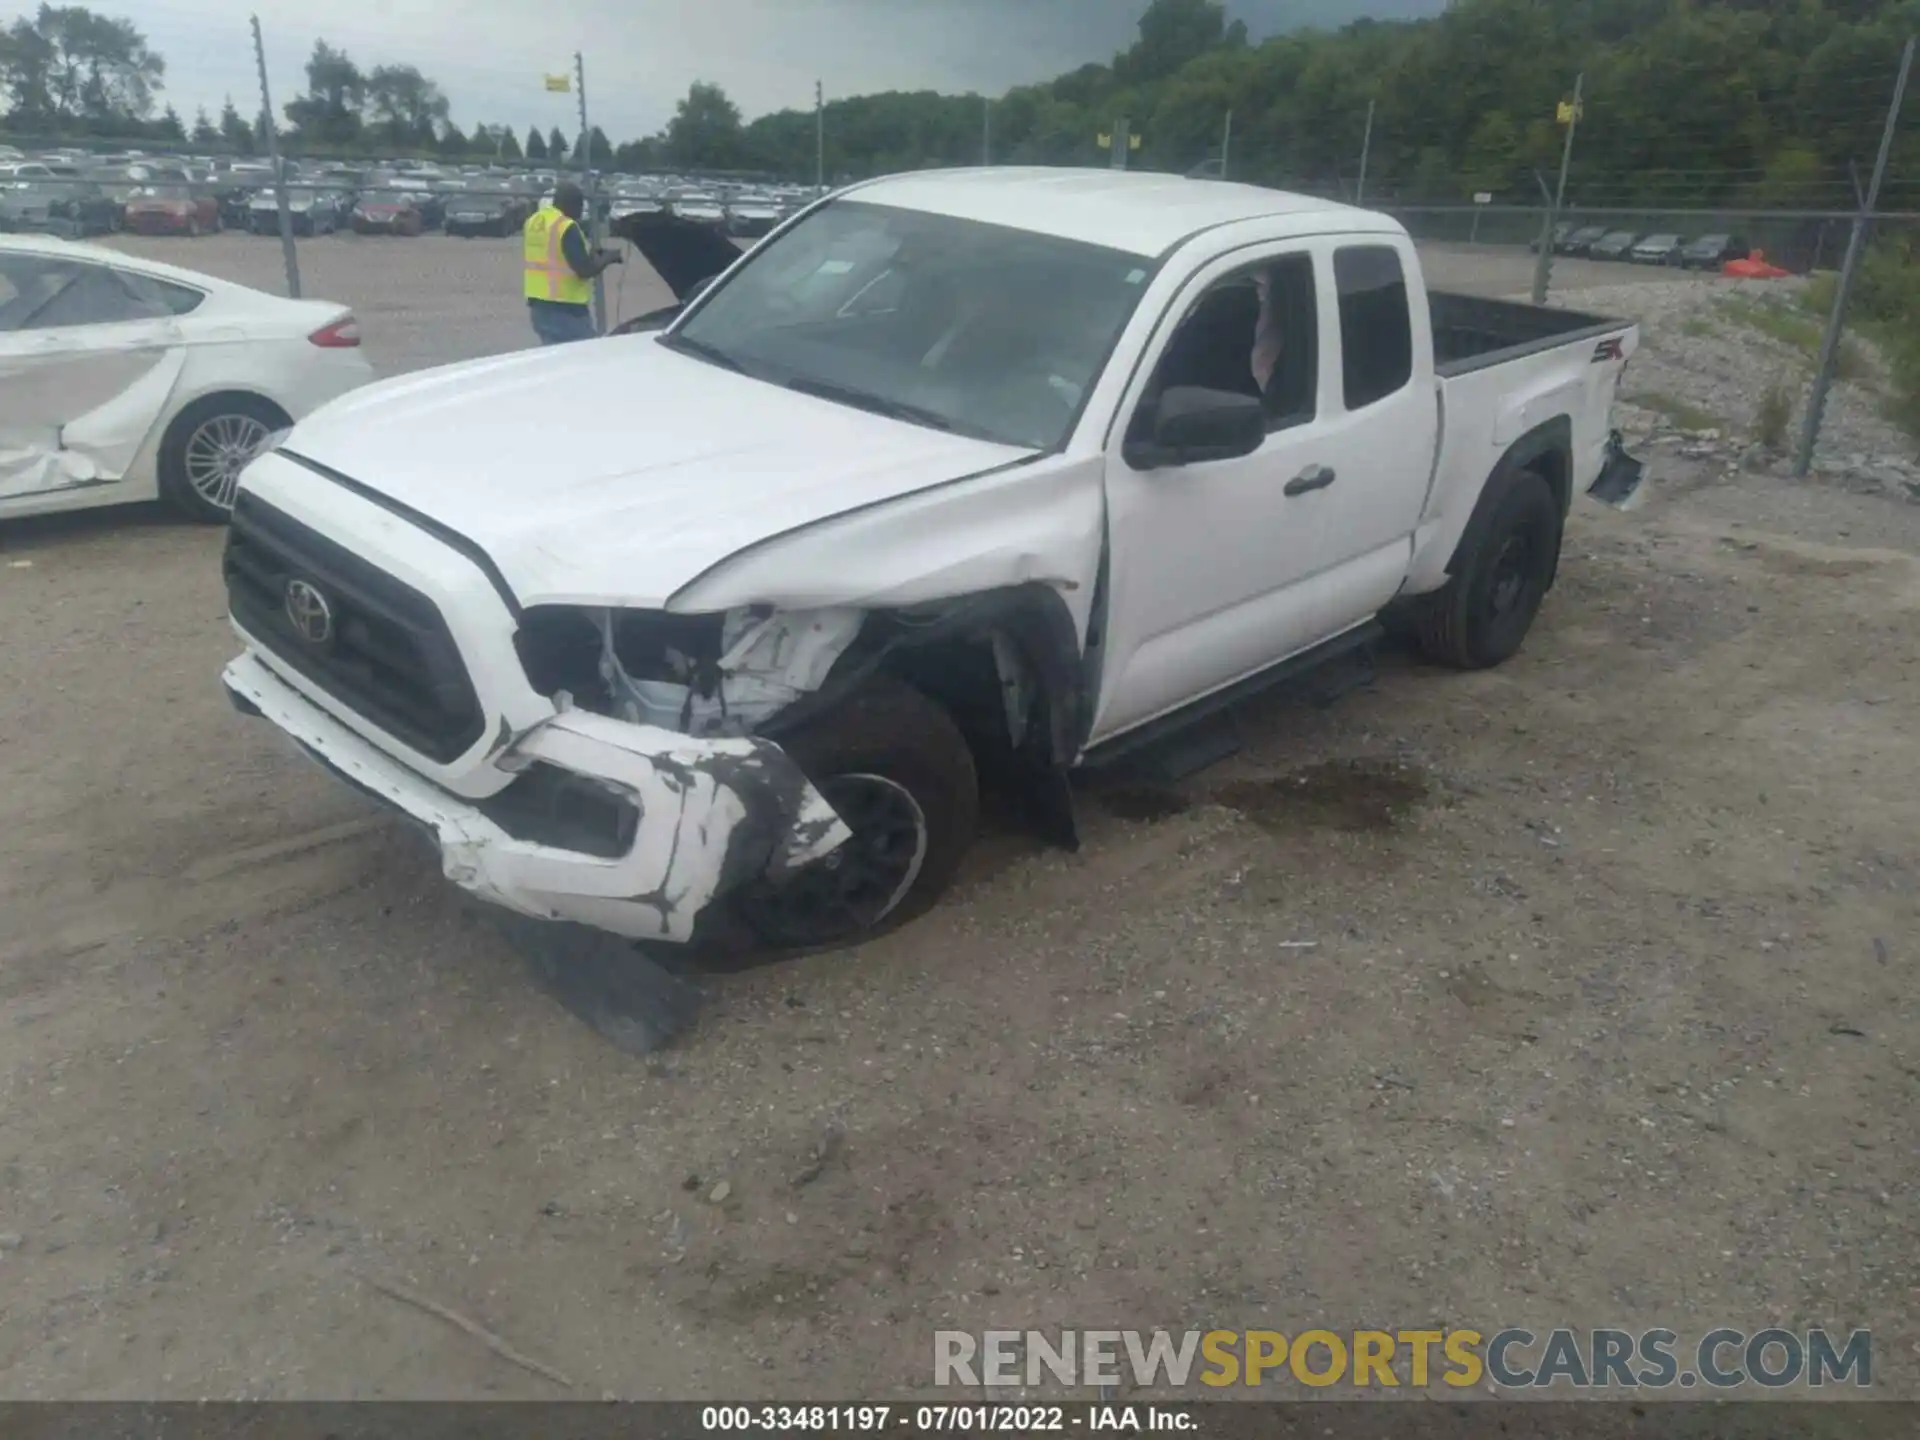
[729,677,979,955]
[158,393,290,524]
[1413,467,1561,670]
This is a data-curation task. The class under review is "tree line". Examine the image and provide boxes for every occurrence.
[3,0,1917,210]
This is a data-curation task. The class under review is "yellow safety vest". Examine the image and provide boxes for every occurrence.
[523,206,592,306]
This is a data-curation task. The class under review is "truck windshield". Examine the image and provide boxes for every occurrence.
[670,199,1151,449]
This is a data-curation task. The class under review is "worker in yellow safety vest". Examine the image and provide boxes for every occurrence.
[523,181,622,345]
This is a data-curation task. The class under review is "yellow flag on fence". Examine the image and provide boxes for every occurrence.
[544,73,571,93]
[1129,132,1142,149]
[1097,132,1111,148]
[1555,99,1582,124]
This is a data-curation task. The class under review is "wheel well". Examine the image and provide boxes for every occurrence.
[163,390,292,449]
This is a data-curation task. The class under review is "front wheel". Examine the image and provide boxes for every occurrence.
[730,677,979,954]
[1412,467,1561,670]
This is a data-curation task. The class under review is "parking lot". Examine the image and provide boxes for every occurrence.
[0,233,1915,1399]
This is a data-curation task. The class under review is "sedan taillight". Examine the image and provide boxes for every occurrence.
[309,316,361,348]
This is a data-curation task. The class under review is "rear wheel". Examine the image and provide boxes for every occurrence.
[158,393,289,524]
[730,677,979,954]
[1413,467,1561,670]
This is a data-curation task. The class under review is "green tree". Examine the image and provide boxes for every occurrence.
[218,94,254,154]
[586,124,612,165]
[1114,0,1242,88]
[547,125,568,161]
[154,101,181,140]
[0,3,166,126]
[664,80,743,169]
[437,120,467,155]
[525,125,546,160]
[189,104,216,145]
[365,63,448,149]
[282,40,364,146]
[1461,109,1521,196]
[496,124,522,160]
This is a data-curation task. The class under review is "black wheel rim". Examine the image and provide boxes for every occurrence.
[736,773,928,948]
[1480,514,1547,630]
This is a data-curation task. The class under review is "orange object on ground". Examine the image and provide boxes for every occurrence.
[1722,249,1791,279]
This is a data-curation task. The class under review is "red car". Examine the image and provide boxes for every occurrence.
[351,191,424,236]
[122,184,221,236]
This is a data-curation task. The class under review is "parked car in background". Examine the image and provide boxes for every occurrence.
[1532,220,1574,254]
[248,187,340,236]
[444,182,528,237]
[1587,230,1639,261]
[351,191,425,236]
[1679,233,1746,270]
[123,183,222,236]
[670,191,727,227]
[0,180,122,238]
[726,192,784,237]
[398,184,447,229]
[1628,233,1684,265]
[1556,224,1609,256]
[609,187,664,226]
[0,233,372,524]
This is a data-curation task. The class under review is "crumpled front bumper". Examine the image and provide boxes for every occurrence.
[223,650,851,943]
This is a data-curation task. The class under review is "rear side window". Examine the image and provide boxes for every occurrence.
[1334,245,1412,410]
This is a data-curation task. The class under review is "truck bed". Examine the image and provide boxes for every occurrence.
[1430,291,1623,377]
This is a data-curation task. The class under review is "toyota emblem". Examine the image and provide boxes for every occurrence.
[283,578,334,645]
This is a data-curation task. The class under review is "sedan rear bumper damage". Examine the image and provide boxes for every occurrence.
[223,650,851,942]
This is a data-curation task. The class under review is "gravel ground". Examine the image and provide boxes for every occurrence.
[0,235,1915,1400]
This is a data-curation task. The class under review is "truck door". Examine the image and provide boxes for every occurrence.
[1304,240,1440,625]
[1089,238,1348,744]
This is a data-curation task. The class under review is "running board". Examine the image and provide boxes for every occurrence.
[1080,623,1383,778]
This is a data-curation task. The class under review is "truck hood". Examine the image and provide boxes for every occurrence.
[276,335,1033,609]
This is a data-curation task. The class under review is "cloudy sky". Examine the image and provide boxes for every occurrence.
[138,0,1445,142]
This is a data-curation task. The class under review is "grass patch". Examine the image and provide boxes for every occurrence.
[1753,383,1792,451]
[1804,269,1920,443]
[1718,292,1871,381]
[1678,315,1718,340]
[1626,391,1720,433]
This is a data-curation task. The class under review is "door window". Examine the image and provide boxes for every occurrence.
[0,254,193,332]
[1333,245,1412,410]
[1128,251,1318,445]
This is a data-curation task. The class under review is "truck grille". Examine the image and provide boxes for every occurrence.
[224,491,486,764]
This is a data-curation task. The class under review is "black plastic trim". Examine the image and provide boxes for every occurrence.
[275,449,525,620]
[1079,622,1382,770]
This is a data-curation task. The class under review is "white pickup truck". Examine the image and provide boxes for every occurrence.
[222,169,1642,953]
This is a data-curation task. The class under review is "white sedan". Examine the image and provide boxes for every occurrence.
[0,233,374,523]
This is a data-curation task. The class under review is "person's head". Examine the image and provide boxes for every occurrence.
[552,181,585,220]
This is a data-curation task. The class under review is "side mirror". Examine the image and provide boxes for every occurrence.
[1126,386,1267,470]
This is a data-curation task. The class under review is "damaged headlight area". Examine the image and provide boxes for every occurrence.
[513,604,868,738]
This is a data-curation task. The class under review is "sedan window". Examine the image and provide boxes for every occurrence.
[0,255,187,331]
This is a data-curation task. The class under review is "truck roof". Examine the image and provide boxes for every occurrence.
[842,167,1382,258]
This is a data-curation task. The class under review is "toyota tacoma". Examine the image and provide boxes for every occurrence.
[222,168,1642,953]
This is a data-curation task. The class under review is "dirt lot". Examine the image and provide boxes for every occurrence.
[0,235,1914,1400]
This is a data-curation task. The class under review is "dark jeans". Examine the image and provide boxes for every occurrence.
[529,303,596,345]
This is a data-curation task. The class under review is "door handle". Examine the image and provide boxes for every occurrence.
[1284,465,1336,496]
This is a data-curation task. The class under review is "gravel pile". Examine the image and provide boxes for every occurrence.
[1537,275,1920,503]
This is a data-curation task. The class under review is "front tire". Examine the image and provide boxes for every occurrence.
[158,393,290,523]
[1413,467,1561,669]
[730,677,979,954]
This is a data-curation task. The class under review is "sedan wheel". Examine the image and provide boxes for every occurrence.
[159,395,289,523]
[184,412,271,510]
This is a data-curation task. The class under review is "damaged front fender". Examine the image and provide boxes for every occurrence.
[223,650,850,943]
